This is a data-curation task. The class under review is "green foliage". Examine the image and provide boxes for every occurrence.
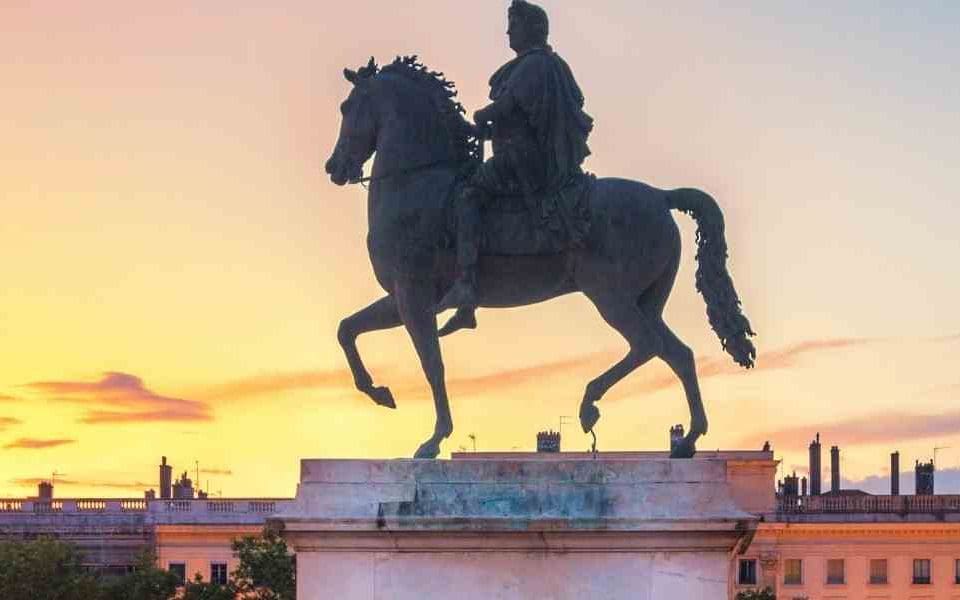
[99,550,179,600]
[736,589,776,600]
[0,530,295,600]
[180,573,236,600]
[231,528,296,600]
[0,537,102,600]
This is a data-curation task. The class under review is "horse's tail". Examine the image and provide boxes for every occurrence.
[666,188,756,368]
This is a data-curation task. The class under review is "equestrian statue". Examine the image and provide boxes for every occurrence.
[324,0,756,459]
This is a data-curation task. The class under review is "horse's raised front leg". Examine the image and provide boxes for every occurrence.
[396,281,453,459]
[337,295,403,409]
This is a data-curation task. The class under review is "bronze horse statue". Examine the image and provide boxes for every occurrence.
[325,57,755,459]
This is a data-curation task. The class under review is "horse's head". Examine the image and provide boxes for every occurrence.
[325,58,379,186]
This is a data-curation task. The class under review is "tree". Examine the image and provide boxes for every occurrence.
[0,537,102,600]
[231,528,296,600]
[736,589,776,600]
[99,550,179,600]
[180,573,236,600]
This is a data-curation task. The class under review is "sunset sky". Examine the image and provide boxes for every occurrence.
[2,1,959,498]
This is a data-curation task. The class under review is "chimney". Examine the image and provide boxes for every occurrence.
[159,456,173,500]
[801,477,808,497]
[670,424,685,454]
[172,471,195,499]
[38,481,53,500]
[782,472,799,496]
[891,452,900,496]
[915,459,935,495]
[830,446,841,493]
[536,430,561,453]
[809,433,822,495]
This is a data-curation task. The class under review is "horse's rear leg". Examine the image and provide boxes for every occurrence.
[579,292,662,434]
[654,320,707,458]
[337,295,402,409]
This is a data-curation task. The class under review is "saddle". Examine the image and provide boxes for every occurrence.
[473,172,595,256]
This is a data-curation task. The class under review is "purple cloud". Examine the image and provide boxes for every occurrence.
[738,410,960,451]
[26,372,211,423]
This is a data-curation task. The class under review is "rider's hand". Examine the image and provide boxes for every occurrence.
[473,107,492,127]
[473,109,492,140]
[473,122,492,141]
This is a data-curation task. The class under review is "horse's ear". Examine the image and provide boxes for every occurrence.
[344,68,358,85]
[367,56,377,71]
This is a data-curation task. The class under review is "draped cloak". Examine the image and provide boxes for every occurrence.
[486,46,594,195]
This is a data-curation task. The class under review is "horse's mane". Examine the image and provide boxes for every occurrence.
[365,56,482,163]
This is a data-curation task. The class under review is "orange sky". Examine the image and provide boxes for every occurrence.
[2,1,959,498]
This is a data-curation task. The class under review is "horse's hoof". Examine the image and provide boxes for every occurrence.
[414,439,441,459]
[580,403,600,433]
[670,437,697,459]
[370,386,396,409]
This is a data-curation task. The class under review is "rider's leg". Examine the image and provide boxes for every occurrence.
[437,184,483,312]
[438,307,477,337]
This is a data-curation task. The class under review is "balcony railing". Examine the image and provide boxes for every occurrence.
[777,494,960,514]
[0,498,290,519]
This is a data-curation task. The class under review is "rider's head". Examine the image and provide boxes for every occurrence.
[508,0,549,54]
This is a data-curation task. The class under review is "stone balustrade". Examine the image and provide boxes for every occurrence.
[777,494,960,514]
[0,498,292,525]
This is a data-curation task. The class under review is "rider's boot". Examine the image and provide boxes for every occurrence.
[437,185,482,314]
[438,307,477,337]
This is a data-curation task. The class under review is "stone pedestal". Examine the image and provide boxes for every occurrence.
[278,455,774,600]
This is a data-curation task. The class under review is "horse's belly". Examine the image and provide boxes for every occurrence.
[476,254,574,308]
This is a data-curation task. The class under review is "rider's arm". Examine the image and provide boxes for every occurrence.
[474,93,517,129]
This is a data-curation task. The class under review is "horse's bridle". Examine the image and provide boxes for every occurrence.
[348,125,484,188]
[350,158,463,188]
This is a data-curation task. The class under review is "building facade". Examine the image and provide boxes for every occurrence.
[735,495,960,600]
[735,434,960,600]
[0,495,293,585]
[4,442,960,598]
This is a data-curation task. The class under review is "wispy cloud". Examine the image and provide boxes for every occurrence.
[26,372,211,424]
[10,477,153,491]
[446,352,616,396]
[0,394,18,403]
[176,336,877,410]
[195,354,615,405]
[199,467,233,476]
[0,417,22,431]
[738,409,960,451]
[932,333,960,343]
[626,337,875,395]
[198,369,355,401]
[4,438,76,450]
[842,467,960,495]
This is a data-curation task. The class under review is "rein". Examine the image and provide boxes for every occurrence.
[351,159,463,189]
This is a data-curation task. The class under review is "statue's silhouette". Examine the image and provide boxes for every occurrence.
[325,2,755,459]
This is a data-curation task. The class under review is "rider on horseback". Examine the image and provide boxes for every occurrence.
[437,0,594,335]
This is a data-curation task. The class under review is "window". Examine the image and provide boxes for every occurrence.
[168,562,186,586]
[738,559,758,585]
[210,562,228,586]
[913,558,931,584]
[955,558,960,584]
[784,559,803,585]
[826,559,845,585]
[869,559,888,584]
